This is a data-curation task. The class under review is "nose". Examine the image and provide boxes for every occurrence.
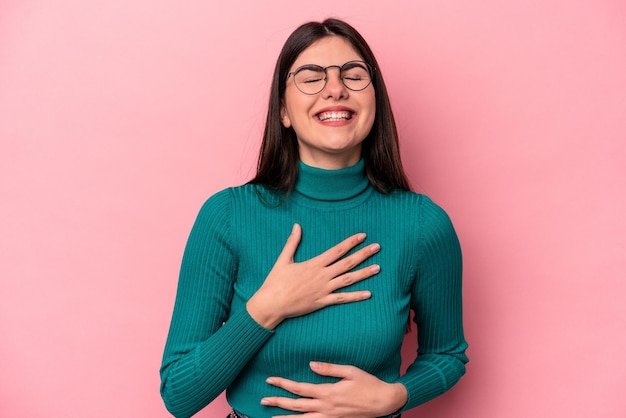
[321,67,348,100]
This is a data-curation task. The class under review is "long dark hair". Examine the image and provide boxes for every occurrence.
[249,18,410,193]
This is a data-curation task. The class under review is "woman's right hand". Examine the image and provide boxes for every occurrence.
[246,223,380,329]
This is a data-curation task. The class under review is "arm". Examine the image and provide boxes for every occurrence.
[160,190,381,417]
[396,196,469,411]
[160,190,274,417]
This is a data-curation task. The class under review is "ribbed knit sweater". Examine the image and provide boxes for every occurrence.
[160,160,468,418]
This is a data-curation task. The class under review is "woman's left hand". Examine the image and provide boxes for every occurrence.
[261,361,407,418]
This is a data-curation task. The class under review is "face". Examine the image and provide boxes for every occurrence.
[281,36,376,169]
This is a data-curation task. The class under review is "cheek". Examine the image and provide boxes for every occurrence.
[363,95,376,130]
[283,93,313,129]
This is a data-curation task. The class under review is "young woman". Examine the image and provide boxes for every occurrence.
[160,18,468,418]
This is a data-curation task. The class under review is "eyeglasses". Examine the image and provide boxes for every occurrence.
[286,60,373,95]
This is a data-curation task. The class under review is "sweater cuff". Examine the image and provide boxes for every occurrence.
[396,362,448,411]
[224,307,275,343]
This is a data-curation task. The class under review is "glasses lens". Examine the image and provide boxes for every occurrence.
[340,61,371,91]
[293,65,326,94]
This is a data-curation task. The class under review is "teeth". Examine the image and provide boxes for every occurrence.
[318,111,352,121]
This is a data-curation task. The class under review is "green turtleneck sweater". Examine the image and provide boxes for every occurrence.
[160,160,468,418]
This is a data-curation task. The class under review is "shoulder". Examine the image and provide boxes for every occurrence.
[186,189,233,240]
[197,184,259,212]
[200,187,232,206]
[380,189,440,214]
[188,185,259,244]
[389,189,450,213]
[193,183,274,228]
[382,190,458,238]
[411,194,460,254]
[415,194,454,227]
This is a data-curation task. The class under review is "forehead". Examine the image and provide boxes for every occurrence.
[290,36,364,70]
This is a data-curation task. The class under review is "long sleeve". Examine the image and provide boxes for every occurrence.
[160,189,274,418]
[397,196,469,411]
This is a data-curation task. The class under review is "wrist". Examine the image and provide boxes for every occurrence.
[385,382,408,416]
[246,294,284,330]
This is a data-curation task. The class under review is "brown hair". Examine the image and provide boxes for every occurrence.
[249,18,411,193]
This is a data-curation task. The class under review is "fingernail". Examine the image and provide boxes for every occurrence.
[292,224,299,233]
[370,244,380,253]
[370,264,380,273]
[357,233,366,242]
[261,398,270,405]
[310,361,320,370]
[266,377,275,384]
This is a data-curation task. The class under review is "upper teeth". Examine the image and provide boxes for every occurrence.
[318,111,351,121]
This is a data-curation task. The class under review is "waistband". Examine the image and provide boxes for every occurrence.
[229,409,400,418]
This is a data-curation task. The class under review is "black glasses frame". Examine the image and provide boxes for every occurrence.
[286,60,374,95]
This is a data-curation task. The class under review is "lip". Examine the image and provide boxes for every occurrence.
[314,106,357,122]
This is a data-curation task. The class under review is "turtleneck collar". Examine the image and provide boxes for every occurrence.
[294,159,371,203]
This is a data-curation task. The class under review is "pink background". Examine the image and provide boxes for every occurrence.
[1,1,625,417]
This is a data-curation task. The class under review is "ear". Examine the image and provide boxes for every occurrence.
[280,103,292,128]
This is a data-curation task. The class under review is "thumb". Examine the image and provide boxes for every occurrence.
[276,223,302,264]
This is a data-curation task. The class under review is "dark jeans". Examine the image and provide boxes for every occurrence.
[227,410,250,418]
[227,410,249,418]
[228,409,400,418]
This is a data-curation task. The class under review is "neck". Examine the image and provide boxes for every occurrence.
[297,148,362,170]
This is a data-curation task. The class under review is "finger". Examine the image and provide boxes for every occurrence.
[275,223,302,264]
[326,242,380,278]
[261,395,318,413]
[330,264,380,291]
[266,376,320,398]
[313,232,367,266]
[309,361,358,379]
[319,289,372,306]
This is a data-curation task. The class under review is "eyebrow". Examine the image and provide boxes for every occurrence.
[341,61,367,70]
[293,61,368,72]
[294,64,324,72]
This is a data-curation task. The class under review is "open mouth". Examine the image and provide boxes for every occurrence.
[316,111,354,122]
